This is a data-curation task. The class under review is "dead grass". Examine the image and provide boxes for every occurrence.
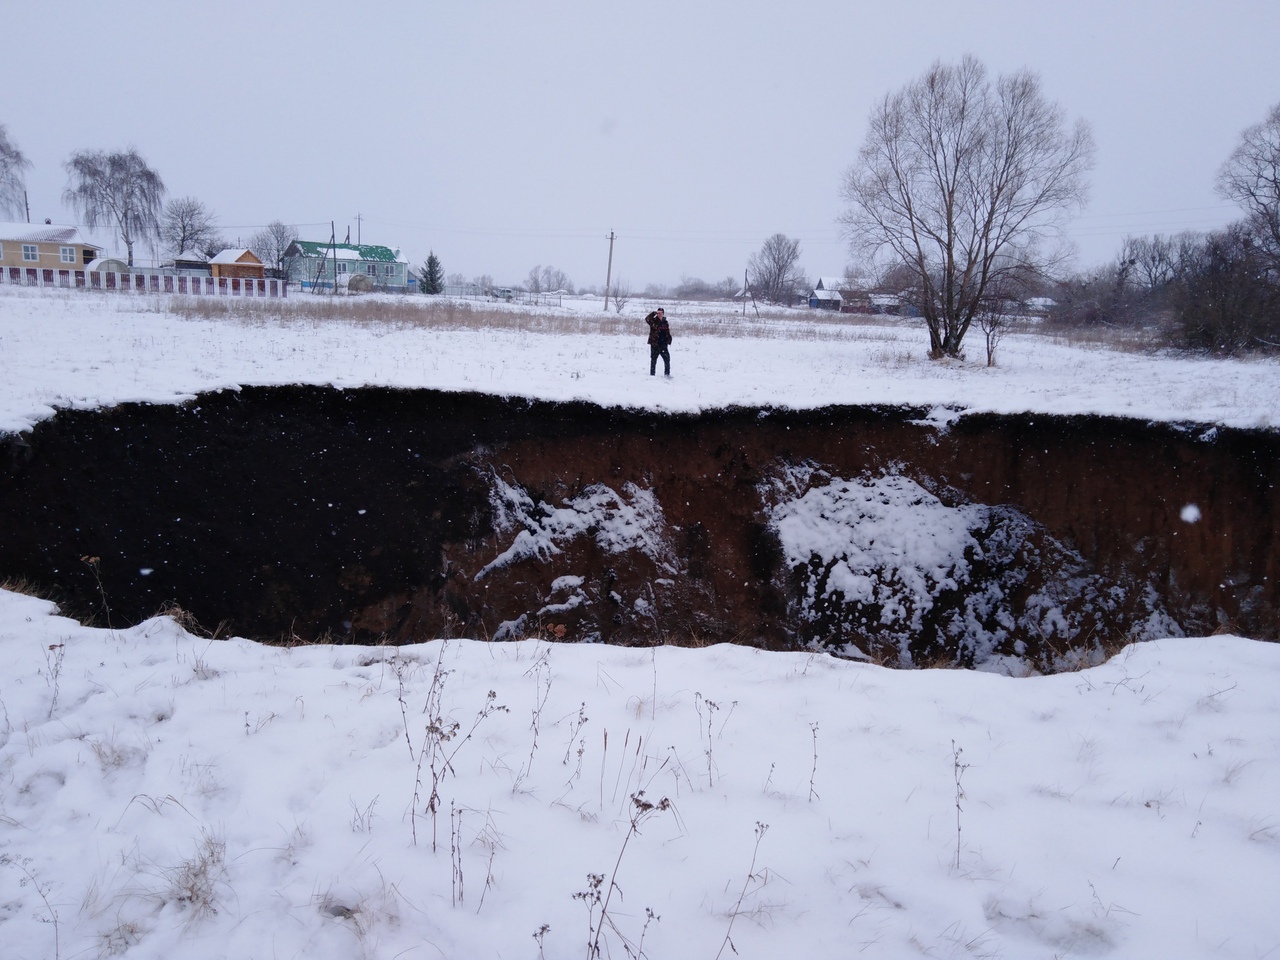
[0,577,56,601]
[152,601,226,640]
[151,294,920,344]
[1039,322,1166,354]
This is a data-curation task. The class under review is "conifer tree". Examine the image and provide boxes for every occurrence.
[420,252,444,294]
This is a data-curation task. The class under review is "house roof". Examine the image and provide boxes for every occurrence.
[814,277,848,291]
[209,248,262,265]
[288,240,406,264]
[810,289,842,301]
[0,220,97,246]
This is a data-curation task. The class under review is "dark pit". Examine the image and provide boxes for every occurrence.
[1,386,1275,669]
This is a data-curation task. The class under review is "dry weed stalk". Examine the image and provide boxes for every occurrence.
[952,740,969,871]
[409,643,508,850]
[2,854,60,959]
[715,821,770,960]
[576,792,671,960]
[41,640,67,719]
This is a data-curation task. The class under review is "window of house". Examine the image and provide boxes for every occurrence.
[336,261,347,274]
[365,263,377,276]
[60,246,76,263]
[384,264,395,277]
[22,244,39,262]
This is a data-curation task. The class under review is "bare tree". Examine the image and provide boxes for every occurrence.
[1119,234,1174,291]
[1217,102,1280,266]
[161,197,222,258]
[974,257,1038,366]
[840,56,1094,359]
[611,278,632,312]
[540,265,573,293]
[675,274,744,300]
[250,221,299,279]
[63,148,166,266]
[0,124,31,219]
[526,264,573,294]
[748,233,806,303]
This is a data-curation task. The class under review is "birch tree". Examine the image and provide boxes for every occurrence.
[63,149,166,266]
[0,124,31,219]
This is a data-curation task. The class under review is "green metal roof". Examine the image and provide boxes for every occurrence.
[290,240,403,263]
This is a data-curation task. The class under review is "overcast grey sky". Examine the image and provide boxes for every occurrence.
[5,0,1279,289]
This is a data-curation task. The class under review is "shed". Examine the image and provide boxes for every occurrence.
[208,249,265,280]
[809,288,842,310]
[86,257,130,274]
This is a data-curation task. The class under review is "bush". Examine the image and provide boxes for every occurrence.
[1170,226,1280,353]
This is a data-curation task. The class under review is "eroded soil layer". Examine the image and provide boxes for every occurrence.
[1,387,1275,665]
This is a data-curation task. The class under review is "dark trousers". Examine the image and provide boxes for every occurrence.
[650,343,670,375]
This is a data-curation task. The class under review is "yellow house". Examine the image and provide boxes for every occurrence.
[208,248,265,280]
[0,220,100,271]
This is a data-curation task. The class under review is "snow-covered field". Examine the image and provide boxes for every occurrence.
[2,284,1278,434]
[2,286,1278,959]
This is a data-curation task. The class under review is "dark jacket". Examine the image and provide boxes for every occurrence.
[645,311,672,347]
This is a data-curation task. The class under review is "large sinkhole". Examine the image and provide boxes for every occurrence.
[1,386,1275,670]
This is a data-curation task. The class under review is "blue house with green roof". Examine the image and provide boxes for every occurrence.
[285,239,411,291]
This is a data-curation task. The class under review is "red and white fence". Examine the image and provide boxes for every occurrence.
[0,266,288,298]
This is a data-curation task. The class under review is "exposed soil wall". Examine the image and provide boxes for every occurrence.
[1,387,1275,664]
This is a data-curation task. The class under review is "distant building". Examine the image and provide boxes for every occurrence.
[208,248,265,280]
[809,288,842,310]
[285,239,410,291]
[165,254,213,277]
[0,220,100,272]
[809,276,855,310]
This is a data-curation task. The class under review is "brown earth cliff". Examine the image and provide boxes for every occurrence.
[0,387,1274,667]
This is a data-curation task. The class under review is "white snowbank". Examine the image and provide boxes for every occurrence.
[1,589,1277,959]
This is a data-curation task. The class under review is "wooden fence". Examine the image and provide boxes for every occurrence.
[0,266,288,298]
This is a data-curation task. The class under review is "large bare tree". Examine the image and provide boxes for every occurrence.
[840,56,1094,358]
[249,221,300,279]
[160,196,222,258]
[748,233,806,303]
[1217,102,1280,266]
[63,148,166,266]
[0,124,31,219]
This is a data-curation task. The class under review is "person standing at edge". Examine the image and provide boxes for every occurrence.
[645,306,672,377]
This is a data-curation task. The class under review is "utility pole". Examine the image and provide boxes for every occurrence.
[331,221,339,295]
[356,212,362,246]
[603,230,615,312]
[23,190,29,223]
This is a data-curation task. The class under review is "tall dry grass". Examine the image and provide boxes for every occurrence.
[153,294,916,344]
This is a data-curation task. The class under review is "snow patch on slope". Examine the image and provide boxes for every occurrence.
[768,471,1178,669]
[480,477,674,579]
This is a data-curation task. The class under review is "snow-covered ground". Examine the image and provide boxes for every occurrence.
[3,595,1277,960]
[2,284,1278,435]
[2,286,1278,959]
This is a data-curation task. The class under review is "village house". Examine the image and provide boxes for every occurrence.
[0,220,100,275]
[284,239,410,291]
[208,248,265,280]
[809,276,856,310]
